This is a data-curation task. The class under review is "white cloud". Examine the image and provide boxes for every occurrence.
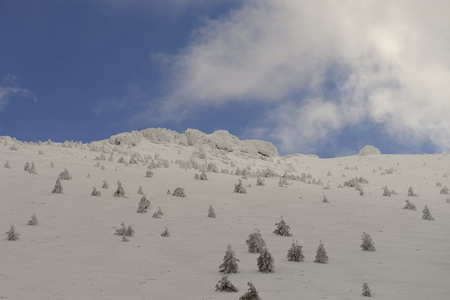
[0,75,37,112]
[146,0,450,154]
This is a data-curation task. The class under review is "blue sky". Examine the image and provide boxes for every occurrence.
[1,0,449,158]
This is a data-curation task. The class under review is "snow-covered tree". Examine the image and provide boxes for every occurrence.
[215,274,238,292]
[137,195,150,213]
[29,162,37,174]
[146,170,153,178]
[314,241,329,264]
[322,195,329,203]
[246,229,266,253]
[440,185,449,194]
[403,200,416,210]
[102,180,108,189]
[137,186,143,194]
[172,187,186,197]
[6,225,20,240]
[256,177,265,186]
[161,227,170,237]
[422,205,434,221]
[91,187,101,196]
[28,213,38,225]
[24,162,30,172]
[4,161,11,169]
[360,232,376,251]
[114,222,134,237]
[273,217,291,236]
[382,186,391,197]
[286,239,304,262]
[58,168,72,180]
[239,282,261,300]
[208,205,216,218]
[362,283,372,297]
[219,244,239,274]
[52,178,63,194]
[113,181,126,197]
[407,186,418,197]
[257,247,274,273]
[234,179,247,194]
[166,189,171,195]
[195,172,208,180]
[152,207,163,218]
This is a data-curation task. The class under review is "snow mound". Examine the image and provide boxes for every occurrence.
[358,145,381,156]
[108,128,279,159]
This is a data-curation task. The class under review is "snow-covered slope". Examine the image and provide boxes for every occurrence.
[0,131,449,300]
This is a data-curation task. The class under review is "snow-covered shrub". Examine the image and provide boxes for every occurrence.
[4,161,11,169]
[256,177,265,186]
[446,197,450,203]
[146,170,153,178]
[286,239,304,262]
[137,185,143,194]
[273,217,291,236]
[166,189,171,195]
[403,200,416,210]
[382,186,391,197]
[122,236,129,242]
[360,232,376,251]
[113,181,126,197]
[24,162,30,172]
[422,205,434,221]
[161,227,170,237]
[129,156,137,164]
[52,178,63,194]
[136,195,150,213]
[6,225,20,240]
[215,274,238,292]
[234,179,247,194]
[362,283,372,297]
[219,244,239,274]
[152,207,163,218]
[407,186,418,197]
[102,180,109,189]
[91,187,101,196]
[436,181,443,187]
[246,229,266,253]
[239,282,261,300]
[58,168,72,180]
[117,156,125,163]
[314,241,328,264]
[208,205,216,218]
[29,163,37,174]
[440,185,449,194]
[28,213,38,225]
[207,162,219,173]
[172,187,186,197]
[195,172,208,180]
[322,195,329,203]
[257,248,274,273]
[114,222,134,237]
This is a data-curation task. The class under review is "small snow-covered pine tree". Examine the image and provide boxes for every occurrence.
[382,186,391,197]
[219,244,239,274]
[161,227,170,237]
[256,177,265,186]
[29,163,37,174]
[208,205,216,218]
[257,247,274,273]
[407,186,418,197]
[113,181,126,197]
[137,195,150,213]
[403,200,416,210]
[137,185,143,194]
[152,207,163,218]
[246,229,266,253]
[102,180,108,189]
[91,187,101,196]
[362,283,372,297]
[239,282,261,300]
[422,205,434,221]
[114,222,134,237]
[172,187,186,197]
[4,161,11,169]
[24,162,30,172]
[58,168,72,180]
[273,217,291,236]
[360,232,376,251]
[146,170,153,178]
[286,239,304,262]
[6,225,20,240]
[234,179,247,194]
[215,274,238,292]
[322,195,329,203]
[52,178,63,194]
[314,241,329,264]
[28,213,38,225]
[440,185,449,194]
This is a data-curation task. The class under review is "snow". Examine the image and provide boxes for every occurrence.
[0,132,449,299]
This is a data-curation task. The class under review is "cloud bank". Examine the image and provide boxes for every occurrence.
[145,0,450,155]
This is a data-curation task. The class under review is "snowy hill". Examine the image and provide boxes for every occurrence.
[1,130,449,300]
